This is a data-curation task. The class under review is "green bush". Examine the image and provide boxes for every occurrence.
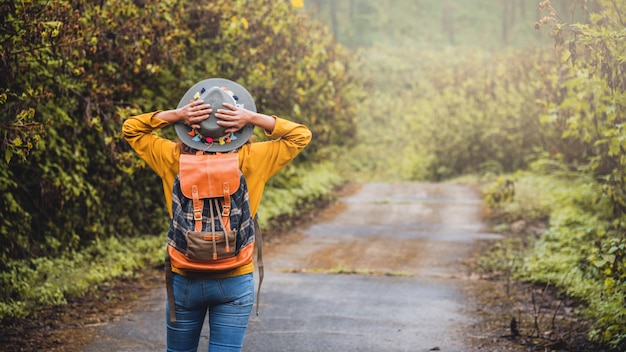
[483,171,626,349]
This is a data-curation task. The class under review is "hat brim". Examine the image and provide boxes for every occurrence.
[175,78,256,152]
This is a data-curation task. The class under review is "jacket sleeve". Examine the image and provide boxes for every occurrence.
[122,112,179,178]
[240,116,312,182]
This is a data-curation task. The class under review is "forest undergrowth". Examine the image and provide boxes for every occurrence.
[468,169,624,351]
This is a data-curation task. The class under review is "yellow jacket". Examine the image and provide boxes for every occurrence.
[123,112,312,276]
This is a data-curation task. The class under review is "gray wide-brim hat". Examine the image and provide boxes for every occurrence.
[175,78,256,152]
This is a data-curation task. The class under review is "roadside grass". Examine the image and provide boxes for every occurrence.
[0,234,163,324]
[472,170,625,351]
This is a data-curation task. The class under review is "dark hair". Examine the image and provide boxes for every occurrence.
[177,141,198,155]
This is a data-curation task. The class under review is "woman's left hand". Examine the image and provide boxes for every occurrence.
[215,103,255,133]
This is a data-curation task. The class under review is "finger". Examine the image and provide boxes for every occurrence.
[192,101,209,110]
[195,106,212,114]
[220,102,239,112]
[215,109,236,119]
[188,99,205,110]
[215,115,236,124]
[215,108,232,117]
[193,106,212,117]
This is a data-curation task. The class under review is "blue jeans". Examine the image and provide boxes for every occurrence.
[166,272,254,352]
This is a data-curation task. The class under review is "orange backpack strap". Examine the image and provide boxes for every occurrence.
[221,182,231,231]
[191,185,203,232]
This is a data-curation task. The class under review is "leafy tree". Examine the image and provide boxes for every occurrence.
[534,0,626,346]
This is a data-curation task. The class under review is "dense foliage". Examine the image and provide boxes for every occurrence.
[1,0,359,321]
[0,0,357,261]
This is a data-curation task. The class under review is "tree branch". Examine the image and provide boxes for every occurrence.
[610,0,625,27]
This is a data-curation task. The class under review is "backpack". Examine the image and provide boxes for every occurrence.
[164,151,263,321]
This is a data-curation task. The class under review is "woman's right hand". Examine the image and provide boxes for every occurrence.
[178,99,212,129]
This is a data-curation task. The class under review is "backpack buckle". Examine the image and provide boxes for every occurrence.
[222,205,231,217]
[193,209,202,221]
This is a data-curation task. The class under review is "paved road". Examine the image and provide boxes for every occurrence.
[84,182,500,352]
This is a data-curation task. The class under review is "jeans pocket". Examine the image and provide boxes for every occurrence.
[231,291,254,307]
[172,273,193,309]
[220,273,255,306]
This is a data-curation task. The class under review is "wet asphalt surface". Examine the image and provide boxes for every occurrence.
[83,182,502,352]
